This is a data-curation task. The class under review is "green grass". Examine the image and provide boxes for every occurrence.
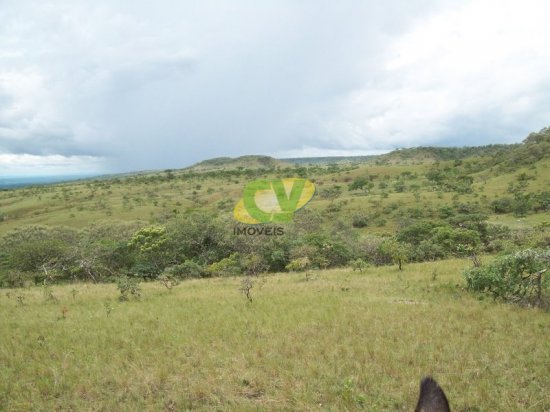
[1,148,549,237]
[1,259,549,411]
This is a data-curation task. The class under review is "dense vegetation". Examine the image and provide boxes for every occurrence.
[1,128,549,303]
[1,127,549,410]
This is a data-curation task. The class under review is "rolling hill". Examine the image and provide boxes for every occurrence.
[0,127,549,237]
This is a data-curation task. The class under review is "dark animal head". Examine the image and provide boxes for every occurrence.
[415,376,450,412]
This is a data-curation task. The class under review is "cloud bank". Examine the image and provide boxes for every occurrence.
[1,0,549,175]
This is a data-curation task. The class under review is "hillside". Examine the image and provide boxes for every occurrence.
[282,155,376,165]
[373,144,512,165]
[1,129,549,237]
[187,155,289,171]
[1,128,549,411]
[1,259,548,410]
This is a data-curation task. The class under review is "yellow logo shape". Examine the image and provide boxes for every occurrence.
[234,178,315,224]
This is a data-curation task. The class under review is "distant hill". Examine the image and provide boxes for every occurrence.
[373,144,513,165]
[281,155,377,165]
[187,155,290,171]
[1,125,549,236]
[492,127,550,170]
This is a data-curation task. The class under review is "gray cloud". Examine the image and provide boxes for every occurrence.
[0,0,549,175]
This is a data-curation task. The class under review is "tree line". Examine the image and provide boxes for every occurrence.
[1,207,548,288]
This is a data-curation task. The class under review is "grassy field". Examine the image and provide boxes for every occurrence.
[1,154,549,237]
[1,259,549,411]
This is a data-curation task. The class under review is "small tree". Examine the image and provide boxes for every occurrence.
[286,257,311,272]
[348,177,367,191]
[116,276,141,301]
[380,239,411,270]
[464,249,549,308]
[158,273,180,290]
[350,258,369,272]
[239,277,255,302]
[242,254,268,276]
[207,253,241,277]
[128,226,169,275]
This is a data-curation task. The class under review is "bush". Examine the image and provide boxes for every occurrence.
[242,253,268,275]
[116,276,141,301]
[356,236,389,266]
[158,273,180,290]
[166,211,233,265]
[1,225,77,282]
[430,226,481,257]
[438,205,454,219]
[491,197,514,214]
[325,201,343,213]
[464,249,550,308]
[379,239,411,270]
[396,221,437,244]
[207,253,241,277]
[131,262,162,279]
[350,258,369,272]
[164,260,206,279]
[351,214,369,228]
[286,257,311,272]
[533,191,550,212]
[513,193,532,217]
[0,270,33,288]
[412,240,447,261]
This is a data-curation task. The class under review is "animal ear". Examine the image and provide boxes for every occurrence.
[415,376,450,412]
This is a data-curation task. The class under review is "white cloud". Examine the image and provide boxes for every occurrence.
[0,153,106,176]
[318,0,550,148]
[274,146,388,159]
[0,0,549,176]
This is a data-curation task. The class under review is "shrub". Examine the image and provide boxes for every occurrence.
[164,260,206,279]
[491,197,514,214]
[513,193,533,217]
[351,214,369,228]
[396,221,437,244]
[241,254,268,276]
[438,205,454,219]
[379,239,411,270]
[350,258,369,272]
[533,191,550,212]
[131,262,162,279]
[0,270,33,288]
[286,257,311,272]
[1,225,76,282]
[158,273,180,290]
[325,201,343,213]
[116,276,141,301]
[128,226,170,271]
[430,226,481,257]
[412,240,446,262]
[207,253,241,277]
[464,249,550,308]
[356,236,390,266]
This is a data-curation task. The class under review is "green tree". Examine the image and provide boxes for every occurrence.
[128,226,170,277]
[348,177,368,191]
[207,253,241,277]
[380,239,411,270]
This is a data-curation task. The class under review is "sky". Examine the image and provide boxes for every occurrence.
[1,0,549,176]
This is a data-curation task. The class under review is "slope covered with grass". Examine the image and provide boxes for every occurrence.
[1,259,548,411]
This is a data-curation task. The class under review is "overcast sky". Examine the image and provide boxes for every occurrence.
[1,0,549,176]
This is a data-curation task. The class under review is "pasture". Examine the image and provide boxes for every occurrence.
[1,259,548,411]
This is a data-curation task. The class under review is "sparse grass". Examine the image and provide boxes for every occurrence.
[2,156,547,237]
[1,259,548,410]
